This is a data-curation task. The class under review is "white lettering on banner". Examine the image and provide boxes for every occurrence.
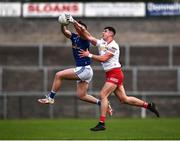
[0,2,21,17]
[23,3,83,17]
[147,3,180,16]
[85,2,145,17]
[148,3,180,11]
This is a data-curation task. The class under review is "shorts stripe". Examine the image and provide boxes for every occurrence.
[76,66,85,75]
[74,65,93,83]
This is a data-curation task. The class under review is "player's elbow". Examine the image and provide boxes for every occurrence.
[101,57,109,62]
[101,59,106,62]
[101,54,112,62]
[100,59,107,63]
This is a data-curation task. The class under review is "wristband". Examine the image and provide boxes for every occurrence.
[88,53,93,58]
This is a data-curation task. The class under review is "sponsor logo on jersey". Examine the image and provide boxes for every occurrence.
[108,47,117,53]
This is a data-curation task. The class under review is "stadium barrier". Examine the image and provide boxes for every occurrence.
[0,44,180,119]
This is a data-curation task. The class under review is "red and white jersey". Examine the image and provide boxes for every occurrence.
[96,39,121,71]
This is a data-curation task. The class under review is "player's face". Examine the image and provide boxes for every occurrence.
[102,29,112,40]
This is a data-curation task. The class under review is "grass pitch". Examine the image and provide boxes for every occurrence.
[0,118,179,140]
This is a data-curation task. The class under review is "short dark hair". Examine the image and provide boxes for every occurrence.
[104,26,116,35]
[78,20,87,29]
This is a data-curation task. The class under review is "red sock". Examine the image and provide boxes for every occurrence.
[143,102,148,109]
[99,116,106,123]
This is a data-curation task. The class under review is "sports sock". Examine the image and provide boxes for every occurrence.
[97,100,101,106]
[99,122,105,126]
[143,102,148,109]
[99,116,106,123]
[49,91,56,99]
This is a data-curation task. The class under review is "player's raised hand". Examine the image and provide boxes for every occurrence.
[65,14,74,23]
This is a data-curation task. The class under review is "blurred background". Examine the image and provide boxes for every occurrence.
[0,0,180,119]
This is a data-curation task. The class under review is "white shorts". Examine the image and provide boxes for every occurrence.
[73,65,93,83]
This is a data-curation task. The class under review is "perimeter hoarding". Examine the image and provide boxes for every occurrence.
[147,2,180,16]
[23,2,83,17]
[0,2,21,17]
[85,2,146,17]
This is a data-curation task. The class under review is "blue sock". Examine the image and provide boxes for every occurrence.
[49,91,56,99]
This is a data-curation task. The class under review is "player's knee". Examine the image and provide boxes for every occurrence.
[120,96,128,104]
[77,92,86,100]
[55,72,63,79]
[100,93,107,100]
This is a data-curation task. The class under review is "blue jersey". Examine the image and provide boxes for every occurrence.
[70,33,91,66]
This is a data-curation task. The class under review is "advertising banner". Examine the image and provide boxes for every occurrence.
[147,3,180,16]
[0,2,21,17]
[23,2,83,17]
[85,2,145,17]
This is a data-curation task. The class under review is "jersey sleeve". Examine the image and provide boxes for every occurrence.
[95,39,102,47]
[107,46,118,55]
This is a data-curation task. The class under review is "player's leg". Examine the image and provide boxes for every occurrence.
[75,66,101,105]
[76,81,100,105]
[77,82,113,115]
[38,68,79,104]
[115,85,146,106]
[51,68,78,92]
[115,85,159,117]
[100,82,116,118]
[90,82,117,131]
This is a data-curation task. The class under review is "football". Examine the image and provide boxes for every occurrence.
[58,13,69,25]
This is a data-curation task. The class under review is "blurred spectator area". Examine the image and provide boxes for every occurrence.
[0,17,180,45]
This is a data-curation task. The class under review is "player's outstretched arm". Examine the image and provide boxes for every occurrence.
[73,20,97,46]
[79,49,113,62]
[65,14,98,46]
[72,20,86,35]
[58,14,71,38]
[61,25,71,39]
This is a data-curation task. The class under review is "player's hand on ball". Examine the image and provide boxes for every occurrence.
[65,14,74,23]
[58,13,69,25]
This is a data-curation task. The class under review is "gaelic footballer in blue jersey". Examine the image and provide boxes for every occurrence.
[38,18,113,117]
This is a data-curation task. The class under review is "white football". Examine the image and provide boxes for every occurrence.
[58,13,69,25]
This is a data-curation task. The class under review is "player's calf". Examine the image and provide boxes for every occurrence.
[107,101,113,116]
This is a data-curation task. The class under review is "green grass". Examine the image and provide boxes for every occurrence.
[0,118,180,140]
